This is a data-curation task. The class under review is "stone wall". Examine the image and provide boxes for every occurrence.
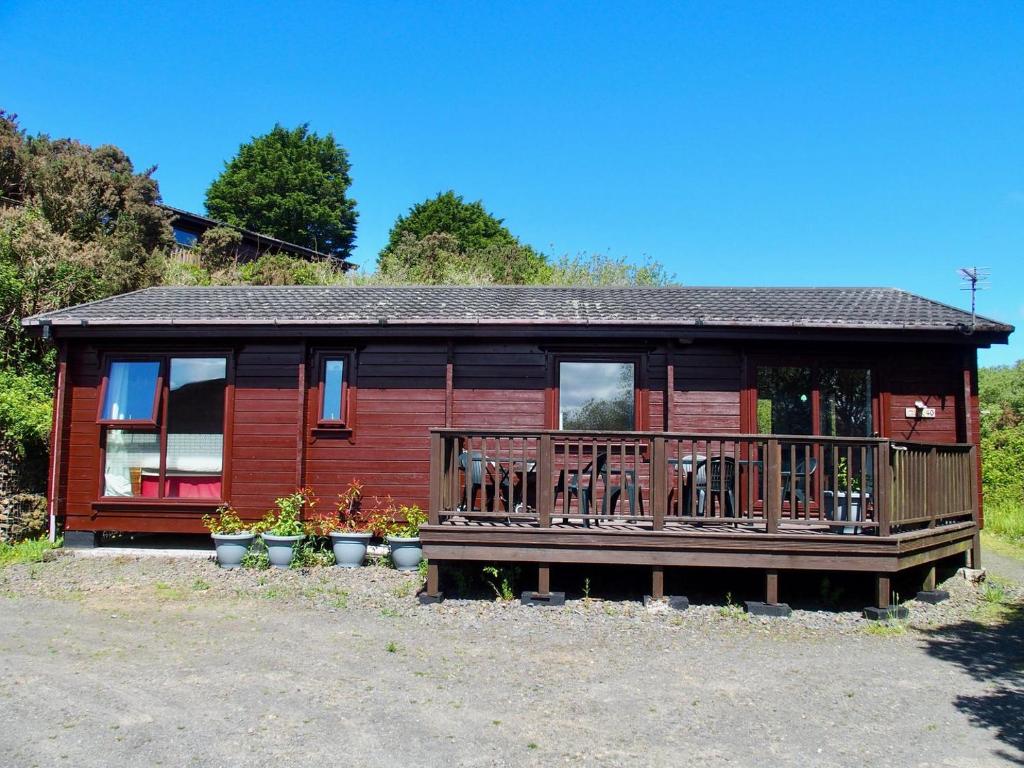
[0,437,48,542]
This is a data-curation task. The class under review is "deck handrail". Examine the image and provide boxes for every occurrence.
[428,429,978,536]
[429,427,900,445]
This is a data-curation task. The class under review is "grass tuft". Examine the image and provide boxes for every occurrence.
[0,536,59,568]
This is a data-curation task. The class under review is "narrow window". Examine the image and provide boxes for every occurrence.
[321,358,345,422]
[101,361,160,422]
[558,361,635,431]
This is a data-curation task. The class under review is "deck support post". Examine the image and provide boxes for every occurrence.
[864,573,905,622]
[418,562,444,604]
[969,533,982,569]
[522,564,564,606]
[921,564,936,592]
[651,566,664,600]
[863,573,908,620]
[875,575,890,609]
[766,570,779,604]
[745,569,791,617]
[916,563,949,604]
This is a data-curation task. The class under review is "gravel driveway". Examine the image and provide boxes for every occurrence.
[1,552,1021,768]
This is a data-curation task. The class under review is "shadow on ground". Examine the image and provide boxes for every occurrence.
[920,602,1024,765]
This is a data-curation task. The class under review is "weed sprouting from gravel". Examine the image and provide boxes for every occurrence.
[864,621,907,637]
[386,641,399,653]
[393,580,415,599]
[982,580,1008,604]
[718,592,746,619]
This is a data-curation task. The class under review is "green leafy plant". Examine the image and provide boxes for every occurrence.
[367,496,426,538]
[201,504,249,535]
[483,565,519,601]
[254,488,316,536]
[835,458,862,494]
[333,480,368,532]
[718,591,746,619]
[240,547,270,570]
[0,535,59,568]
[289,538,335,568]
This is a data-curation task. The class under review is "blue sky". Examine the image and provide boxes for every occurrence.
[2,1,1022,365]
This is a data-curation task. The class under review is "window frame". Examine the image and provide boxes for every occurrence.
[313,350,355,430]
[96,351,233,503]
[746,357,878,438]
[548,352,646,432]
[745,356,879,514]
[95,355,164,427]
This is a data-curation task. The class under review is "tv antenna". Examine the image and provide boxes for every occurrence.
[957,267,989,333]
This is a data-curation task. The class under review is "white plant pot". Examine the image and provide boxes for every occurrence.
[824,491,867,534]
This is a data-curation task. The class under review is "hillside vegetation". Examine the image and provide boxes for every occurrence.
[979,360,1024,543]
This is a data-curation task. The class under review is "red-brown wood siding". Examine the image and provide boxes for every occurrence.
[305,343,448,515]
[230,344,304,520]
[55,337,985,535]
[671,347,743,433]
[883,352,963,443]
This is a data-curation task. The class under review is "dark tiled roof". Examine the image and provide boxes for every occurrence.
[22,285,1013,335]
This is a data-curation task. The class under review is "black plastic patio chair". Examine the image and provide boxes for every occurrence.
[690,457,737,518]
[781,456,818,514]
[458,450,501,513]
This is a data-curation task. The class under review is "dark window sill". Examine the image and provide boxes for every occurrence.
[92,499,224,512]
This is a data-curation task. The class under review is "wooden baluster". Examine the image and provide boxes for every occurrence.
[858,445,867,531]
[651,436,665,531]
[538,433,553,528]
[765,439,781,534]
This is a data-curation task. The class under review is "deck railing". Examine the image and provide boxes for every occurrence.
[427,429,978,536]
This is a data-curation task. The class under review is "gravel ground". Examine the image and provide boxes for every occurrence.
[0,551,1021,767]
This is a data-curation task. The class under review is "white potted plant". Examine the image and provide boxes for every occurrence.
[202,505,254,569]
[255,489,313,568]
[823,459,868,534]
[326,481,372,568]
[370,499,427,571]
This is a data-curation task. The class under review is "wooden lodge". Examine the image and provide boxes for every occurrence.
[24,285,1013,610]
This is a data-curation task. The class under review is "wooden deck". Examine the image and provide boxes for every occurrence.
[420,429,982,608]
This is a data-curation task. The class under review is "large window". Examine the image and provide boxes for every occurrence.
[101,356,228,499]
[558,361,636,431]
[756,366,871,437]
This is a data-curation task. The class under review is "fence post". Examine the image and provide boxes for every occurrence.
[538,433,553,528]
[651,436,666,531]
[765,439,781,534]
[427,431,443,526]
[968,444,980,527]
[927,445,938,527]
[878,442,892,537]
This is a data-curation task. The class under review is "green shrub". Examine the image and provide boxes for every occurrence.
[984,492,1024,542]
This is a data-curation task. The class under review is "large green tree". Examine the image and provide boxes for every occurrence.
[377,190,547,284]
[205,124,358,261]
[0,110,173,454]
